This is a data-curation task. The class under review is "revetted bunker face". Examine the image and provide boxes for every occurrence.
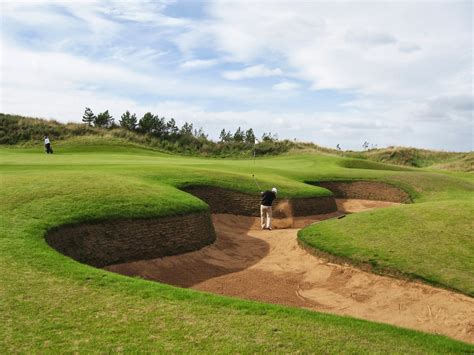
[312,181,412,203]
[45,182,408,268]
[182,186,338,218]
[45,212,216,268]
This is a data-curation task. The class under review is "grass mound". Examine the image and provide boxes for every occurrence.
[0,113,297,157]
[347,146,472,172]
[432,152,474,172]
[1,135,473,351]
[338,158,412,171]
[299,200,474,296]
[4,113,472,172]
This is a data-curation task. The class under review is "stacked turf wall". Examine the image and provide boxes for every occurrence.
[46,182,408,267]
[46,212,215,267]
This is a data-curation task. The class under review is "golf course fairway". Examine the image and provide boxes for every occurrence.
[1,137,473,352]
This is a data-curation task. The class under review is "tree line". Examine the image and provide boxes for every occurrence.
[82,107,277,144]
[1,113,329,157]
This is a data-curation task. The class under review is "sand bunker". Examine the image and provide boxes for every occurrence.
[105,199,474,343]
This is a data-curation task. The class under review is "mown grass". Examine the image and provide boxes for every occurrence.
[299,201,474,295]
[3,256,471,353]
[1,138,473,352]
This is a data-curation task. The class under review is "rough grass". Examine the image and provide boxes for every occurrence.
[431,153,474,172]
[3,257,471,353]
[347,146,472,172]
[0,113,298,157]
[1,138,473,352]
[4,113,472,171]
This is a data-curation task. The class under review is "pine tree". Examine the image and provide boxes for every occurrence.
[180,122,194,136]
[153,116,167,138]
[95,110,113,128]
[138,112,156,133]
[194,127,207,139]
[245,128,256,144]
[224,129,233,142]
[109,116,117,128]
[82,107,96,127]
[166,118,179,138]
[119,111,137,131]
[219,129,230,143]
[233,127,245,142]
[262,132,275,142]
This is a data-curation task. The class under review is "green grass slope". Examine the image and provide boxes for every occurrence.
[0,113,304,157]
[346,146,473,172]
[1,138,473,352]
[299,200,474,295]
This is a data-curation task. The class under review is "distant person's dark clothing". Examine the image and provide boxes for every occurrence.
[44,137,53,154]
[260,189,277,230]
[261,190,276,207]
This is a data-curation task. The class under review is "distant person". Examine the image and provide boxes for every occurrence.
[44,136,53,154]
[336,144,341,151]
[260,187,277,230]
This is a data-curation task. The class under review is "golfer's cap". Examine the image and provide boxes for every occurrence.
[272,187,277,194]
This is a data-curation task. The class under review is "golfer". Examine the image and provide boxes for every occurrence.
[44,136,53,154]
[260,187,277,230]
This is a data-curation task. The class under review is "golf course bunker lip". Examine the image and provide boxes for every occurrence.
[182,185,338,218]
[45,212,216,268]
[309,180,412,203]
[45,186,337,269]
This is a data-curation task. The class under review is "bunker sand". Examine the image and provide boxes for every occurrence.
[106,199,474,343]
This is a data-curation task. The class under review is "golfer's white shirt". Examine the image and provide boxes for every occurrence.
[44,138,50,144]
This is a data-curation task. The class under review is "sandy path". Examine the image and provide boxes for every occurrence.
[106,199,474,343]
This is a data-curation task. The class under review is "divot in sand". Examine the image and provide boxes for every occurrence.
[106,199,474,343]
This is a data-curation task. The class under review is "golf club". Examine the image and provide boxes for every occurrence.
[251,150,262,191]
[252,174,261,191]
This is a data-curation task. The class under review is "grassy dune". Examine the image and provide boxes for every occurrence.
[1,137,473,352]
[347,146,473,172]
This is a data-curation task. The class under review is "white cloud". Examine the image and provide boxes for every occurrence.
[272,81,301,91]
[99,0,188,26]
[222,65,282,80]
[398,43,422,53]
[0,41,269,114]
[109,47,169,65]
[1,0,472,151]
[345,30,398,47]
[1,1,121,51]
[180,59,218,70]
[206,1,471,98]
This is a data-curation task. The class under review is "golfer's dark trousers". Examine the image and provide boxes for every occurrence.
[45,143,53,154]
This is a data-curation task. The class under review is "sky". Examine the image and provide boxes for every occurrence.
[1,0,472,151]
